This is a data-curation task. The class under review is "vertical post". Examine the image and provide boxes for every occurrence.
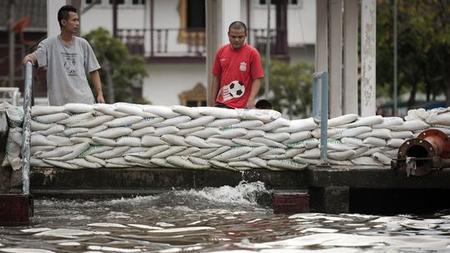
[206,0,221,106]
[393,0,398,116]
[8,0,15,87]
[343,0,358,114]
[361,0,377,116]
[150,0,154,57]
[328,0,343,117]
[264,0,271,99]
[315,0,328,73]
[320,72,328,163]
[112,0,118,37]
[21,62,33,195]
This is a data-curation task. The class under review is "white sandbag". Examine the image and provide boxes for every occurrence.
[5,105,23,127]
[79,146,114,157]
[70,115,114,128]
[341,126,372,137]
[425,112,450,126]
[141,136,167,146]
[260,117,290,132]
[328,142,357,151]
[153,116,191,128]
[274,118,318,133]
[235,145,270,160]
[124,147,148,155]
[67,158,102,169]
[328,150,356,160]
[34,113,70,124]
[133,145,170,158]
[150,158,177,168]
[228,161,259,168]
[250,137,286,148]
[92,136,117,146]
[161,134,189,146]
[188,156,209,166]
[214,146,253,161]
[232,138,263,147]
[285,148,306,158]
[59,112,94,126]
[37,124,65,136]
[268,159,308,170]
[46,135,72,146]
[390,130,414,139]
[171,105,202,118]
[30,158,50,167]
[167,156,208,169]
[106,157,134,167]
[296,148,320,159]
[85,155,107,166]
[7,127,22,145]
[178,126,204,136]
[264,132,290,142]
[341,137,363,146]
[405,108,428,121]
[363,137,387,147]
[351,156,382,166]
[185,135,219,148]
[311,128,345,139]
[293,157,320,165]
[328,159,353,166]
[131,117,164,129]
[154,126,179,136]
[63,127,89,136]
[94,127,133,139]
[92,146,130,159]
[31,146,54,156]
[206,137,235,147]
[31,105,65,116]
[236,108,281,122]
[153,146,186,158]
[372,152,391,165]
[123,155,155,167]
[43,159,81,169]
[359,129,391,139]
[242,129,266,139]
[86,125,108,137]
[284,131,312,144]
[116,136,141,147]
[217,128,248,139]
[202,146,231,159]
[389,119,429,131]
[141,105,180,118]
[55,142,91,161]
[106,115,143,128]
[31,134,57,146]
[64,103,94,114]
[387,138,405,148]
[231,120,264,129]
[70,137,94,144]
[207,118,241,127]
[248,157,268,168]
[372,117,404,129]
[355,147,381,157]
[260,148,285,156]
[130,126,155,137]
[31,120,54,131]
[343,115,383,127]
[380,147,398,159]
[36,145,74,159]
[190,127,221,139]
[328,114,358,127]
[303,138,320,149]
[209,160,235,170]
[115,102,150,117]
[94,103,127,117]
[177,146,201,156]
[177,116,215,129]
[197,107,238,118]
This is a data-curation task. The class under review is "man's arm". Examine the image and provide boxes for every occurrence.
[246,78,262,109]
[209,75,220,106]
[22,53,37,65]
[90,70,105,103]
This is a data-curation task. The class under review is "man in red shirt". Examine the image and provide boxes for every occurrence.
[210,21,265,109]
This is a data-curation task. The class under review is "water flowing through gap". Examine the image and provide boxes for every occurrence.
[1,181,450,252]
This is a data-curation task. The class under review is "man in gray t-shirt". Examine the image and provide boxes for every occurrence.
[23,5,105,106]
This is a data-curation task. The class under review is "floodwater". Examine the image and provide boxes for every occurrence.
[1,181,449,253]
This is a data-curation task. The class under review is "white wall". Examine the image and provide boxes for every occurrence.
[143,63,207,105]
[47,0,66,37]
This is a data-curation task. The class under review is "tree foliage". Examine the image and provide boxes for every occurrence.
[263,60,314,119]
[377,0,450,109]
[84,28,148,103]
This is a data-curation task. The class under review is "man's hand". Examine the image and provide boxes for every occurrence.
[97,94,105,103]
[22,53,37,65]
[246,98,256,109]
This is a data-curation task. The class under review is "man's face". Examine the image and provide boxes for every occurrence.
[62,11,80,34]
[228,28,246,49]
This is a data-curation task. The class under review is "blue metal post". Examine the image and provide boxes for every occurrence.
[312,71,328,164]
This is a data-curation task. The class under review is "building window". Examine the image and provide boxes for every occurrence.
[259,0,301,5]
[132,0,146,4]
[109,0,125,4]
[187,0,205,28]
[177,0,205,47]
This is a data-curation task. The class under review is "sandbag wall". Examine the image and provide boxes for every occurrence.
[3,102,450,171]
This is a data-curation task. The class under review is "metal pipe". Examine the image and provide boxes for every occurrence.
[264,0,271,99]
[21,62,33,195]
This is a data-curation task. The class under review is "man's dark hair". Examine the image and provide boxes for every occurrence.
[228,21,247,33]
[58,5,78,27]
[255,99,273,109]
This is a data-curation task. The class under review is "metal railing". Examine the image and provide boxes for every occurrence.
[21,62,33,195]
[312,71,329,164]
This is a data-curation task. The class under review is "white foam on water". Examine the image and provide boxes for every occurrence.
[299,227,339,233]
[156,222,175,227]
[57,242,81,246]
[106,211,131,219]
[20,228,51,233]
[33,228,109,239]
[289,213,351,222]
[146,226,215,234]
[0,249,55,253]
[246,218,262,223]
[69,215,91,220]
[87,222,127,228]
[127,224,163,230]
[87,245,141,252]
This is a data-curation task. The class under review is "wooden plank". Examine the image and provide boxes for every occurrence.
[343,0,359,115]
[361,0,377,116]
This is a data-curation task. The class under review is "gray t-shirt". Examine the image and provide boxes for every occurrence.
[35,36,101,106]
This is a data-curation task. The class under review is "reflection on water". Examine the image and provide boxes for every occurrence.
[0,181,449,252]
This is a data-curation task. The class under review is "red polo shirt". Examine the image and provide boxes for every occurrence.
[213,43,264,108]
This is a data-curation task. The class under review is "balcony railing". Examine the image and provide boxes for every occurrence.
[117,28,288,59]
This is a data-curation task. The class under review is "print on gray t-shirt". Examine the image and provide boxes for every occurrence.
[35,36,100,106]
